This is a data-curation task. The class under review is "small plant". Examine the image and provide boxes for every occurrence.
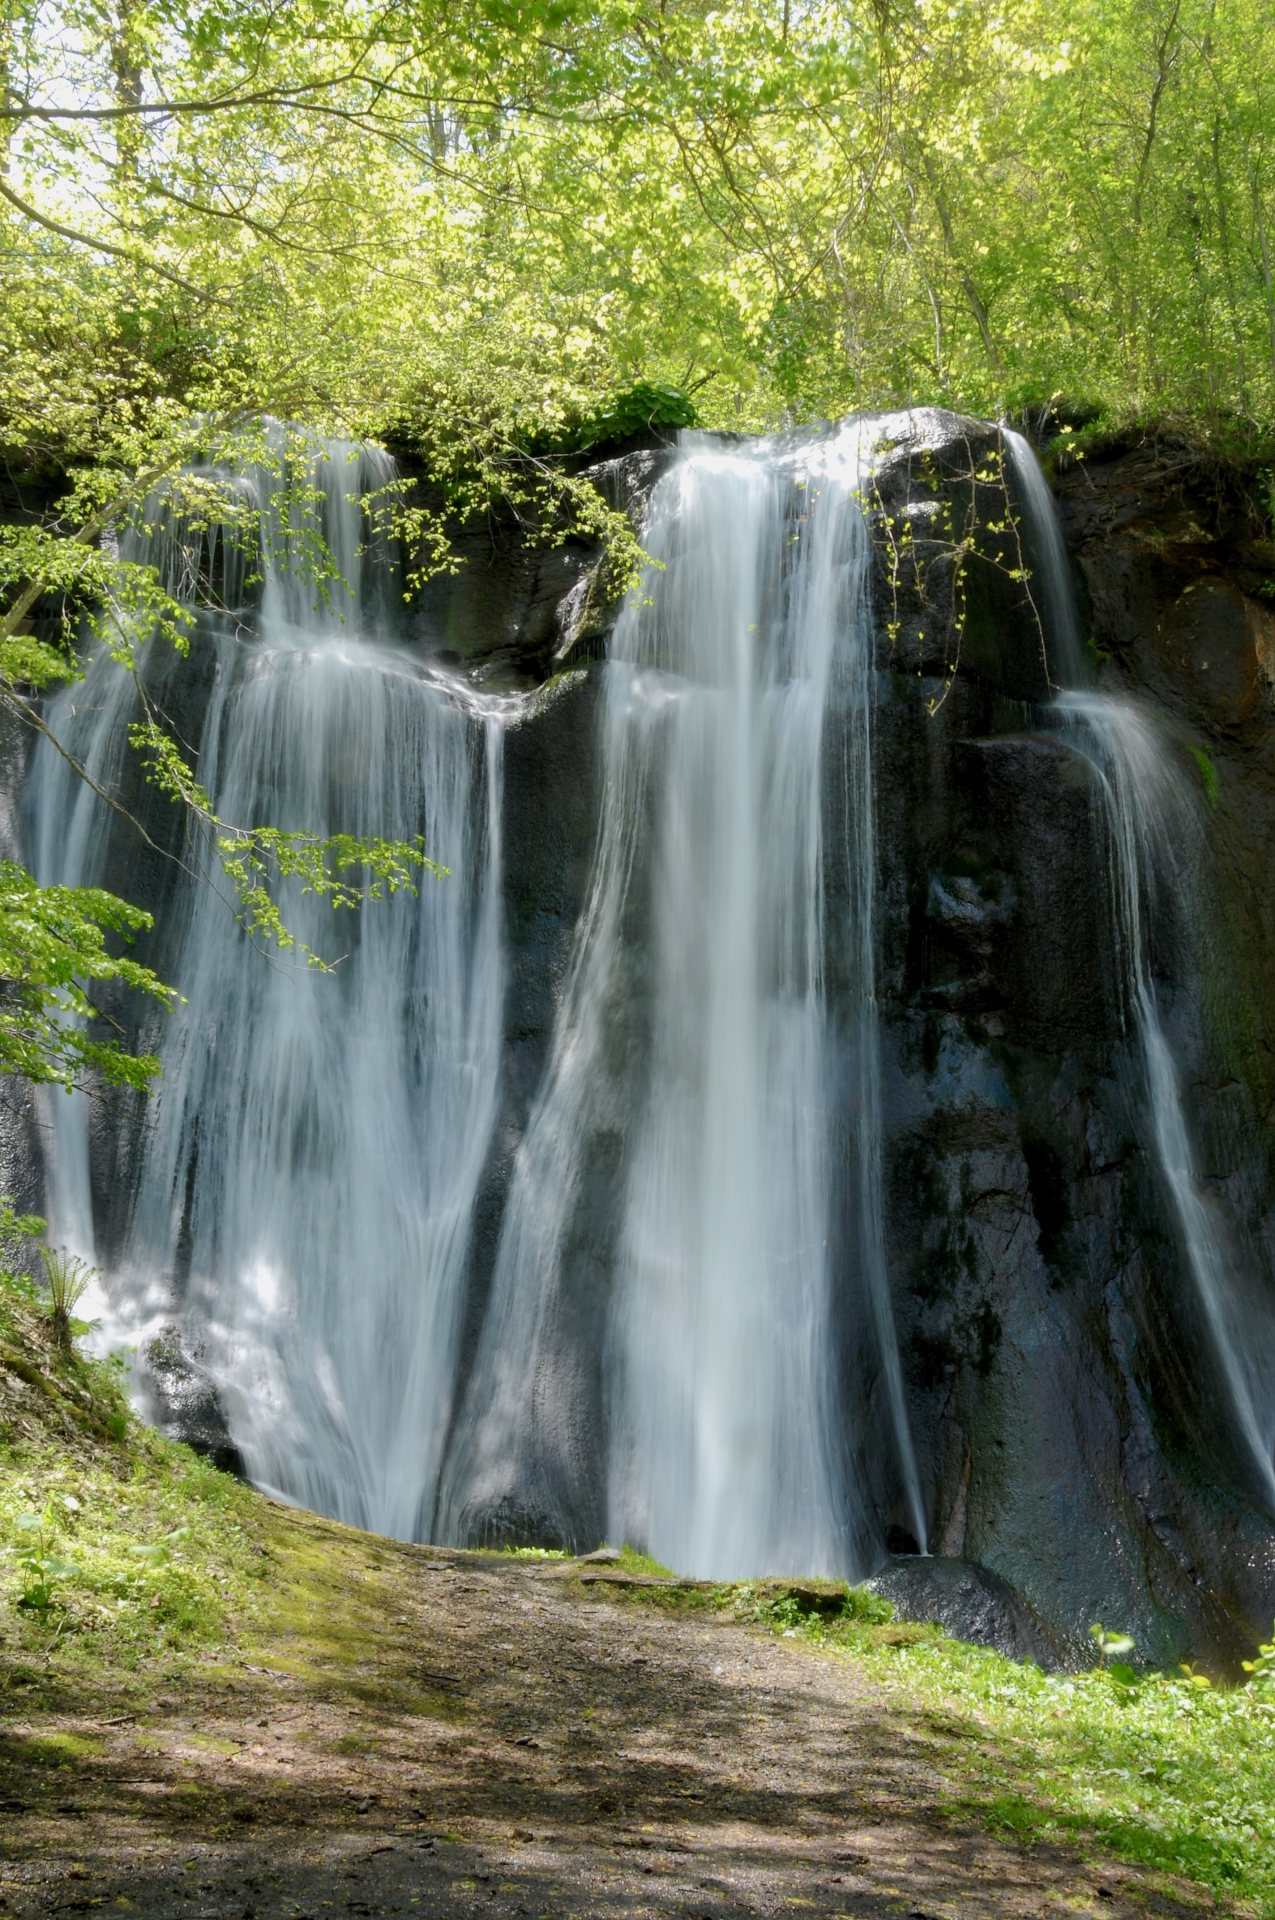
[9,1508,79,1612]
[1089,1622,1135,1666]
[1241,1624,1275,1687]
[843,1584,897,1626]
[1189,745,1220,808]
[38,1245,97,1358]
[128,1526,190,1572]
[1090,1622,1139,1695]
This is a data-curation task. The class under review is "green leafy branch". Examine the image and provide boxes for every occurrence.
[361,443,648,606]
[0,859,176,1092]
[866,430,1049,716]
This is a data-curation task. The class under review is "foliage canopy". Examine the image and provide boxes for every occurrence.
[1,0,1274,1088]
[3,0,1274,477]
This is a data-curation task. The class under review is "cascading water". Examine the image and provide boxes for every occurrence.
[1059,693,1275,1511]
[1001,428,1089,691]
[24,419,928,1570]
[28,438,506,1540]
[1007,434,1275,1513]
[439,429,924,1574]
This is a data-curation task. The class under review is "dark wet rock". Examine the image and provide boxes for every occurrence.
[138,1328,244,1476]
[872,418,1275,1679]
[867,1555,1071,1668]
[402,441,674,692]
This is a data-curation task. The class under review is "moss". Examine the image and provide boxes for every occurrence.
[1,1729,102,1766]
[1189,745,1220,808]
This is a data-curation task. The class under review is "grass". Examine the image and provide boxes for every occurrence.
[609,1542,676,1577]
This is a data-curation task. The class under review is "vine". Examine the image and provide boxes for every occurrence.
[864,425,1052,714]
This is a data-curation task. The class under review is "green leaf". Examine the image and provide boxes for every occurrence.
[0,860,175,1092]
[128,1542,172,1566]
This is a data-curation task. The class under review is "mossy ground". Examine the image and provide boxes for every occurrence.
[1,1272,277,1709]
[3,1272,1274,1916]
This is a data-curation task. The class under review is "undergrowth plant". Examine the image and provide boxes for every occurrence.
[38,1248,96,1359]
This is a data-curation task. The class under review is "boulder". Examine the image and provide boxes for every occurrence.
[868,1555,1072,1669]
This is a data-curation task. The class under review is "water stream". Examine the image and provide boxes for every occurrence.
[26,423,942,1567]
[1006,433,1275,1512]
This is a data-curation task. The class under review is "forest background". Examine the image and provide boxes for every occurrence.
[2,0,1275,1088]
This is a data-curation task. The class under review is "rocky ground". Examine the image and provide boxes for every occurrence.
[0,1520,1214,1920]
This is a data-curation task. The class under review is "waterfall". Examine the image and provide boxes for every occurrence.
[1059,693,1275,1511]
[1001,428,1089,690]
[1007,435,1275,1513]
[439,428,923,1574]
[25,419,927,1569]
[28,437,506,1541]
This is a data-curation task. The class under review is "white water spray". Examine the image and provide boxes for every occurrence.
[29,439,506,1540]
[1001,428,1088,690]
[1060,693,1275,1511]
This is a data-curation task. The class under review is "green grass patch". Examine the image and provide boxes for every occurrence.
[489,1544,570,1561]
[612,1543,676,1578]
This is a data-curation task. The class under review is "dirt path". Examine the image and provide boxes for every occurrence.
[0,1529,1207,1920]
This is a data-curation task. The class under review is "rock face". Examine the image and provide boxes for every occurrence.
[867,415,1275,1676]
[15,410,1275,1676]
[452,413,1275,1674]
[138,1328,244,1477]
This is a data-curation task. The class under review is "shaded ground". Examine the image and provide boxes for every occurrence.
[0,1516,1218,1920]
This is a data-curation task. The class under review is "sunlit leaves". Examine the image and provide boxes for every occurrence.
[0,859,174,1091]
